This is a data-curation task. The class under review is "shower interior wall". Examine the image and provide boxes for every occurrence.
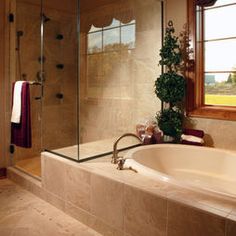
[11,0,78,165]
[79,0,162,143]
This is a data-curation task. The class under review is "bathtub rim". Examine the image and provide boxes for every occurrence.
[124,144,236,199]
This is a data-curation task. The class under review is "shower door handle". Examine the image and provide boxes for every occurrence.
[36,71,45,83]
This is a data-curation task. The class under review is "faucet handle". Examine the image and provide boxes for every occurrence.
[117,157,126,170]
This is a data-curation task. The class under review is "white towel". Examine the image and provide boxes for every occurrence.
[181,134,204,144]
[11,81,24,123]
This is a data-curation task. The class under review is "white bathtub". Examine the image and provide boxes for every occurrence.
[124,144,236,197]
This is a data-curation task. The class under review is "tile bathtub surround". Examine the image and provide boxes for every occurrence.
[167,200,226,236]
[66,165,91,212]
[8,152,236,236]
[124,185,167,236]
[91,174,124,230]
[0,179,101,236]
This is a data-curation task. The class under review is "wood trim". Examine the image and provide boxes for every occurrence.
[186,0,236,121]
[189,106,236,121]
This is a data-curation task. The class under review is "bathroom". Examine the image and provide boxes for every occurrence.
[1,0,236,235]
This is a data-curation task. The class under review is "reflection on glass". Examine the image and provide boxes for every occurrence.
[103,28,120,51]
[204,73,236,106]
[88,32,102,53]
[204,5,236,40]
[205,39,236,71]
[121,25,135,49]
[87,18,136,53]
[104,18,120,29]
[87,54,103,79]
[79,0,162,161]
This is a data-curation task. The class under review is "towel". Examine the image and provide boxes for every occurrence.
[11,81,24,123]
[181,128,205,146]
[11,81,32,148]
[181,134,204,144]
[183,128,204,138]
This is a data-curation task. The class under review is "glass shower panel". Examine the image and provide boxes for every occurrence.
[11,0,162,165]
[13,0,42,177]
[42,0,79,160]
[79,0,162,160]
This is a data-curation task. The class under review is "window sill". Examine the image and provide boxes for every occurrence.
[187,106,236,121]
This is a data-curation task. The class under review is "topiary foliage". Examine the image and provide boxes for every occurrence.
[155,72,185,104]
[155,20,186,141]
[156,108,183,139]
[159,21,182,71]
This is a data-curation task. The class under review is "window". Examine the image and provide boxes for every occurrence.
[87,19,136,54]
[86,18,136,95]
[187,0,236,120]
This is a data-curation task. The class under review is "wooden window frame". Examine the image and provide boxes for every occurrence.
[186,0,236,120]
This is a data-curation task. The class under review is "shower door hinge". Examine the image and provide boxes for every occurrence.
[8,13,14,23]
[9,144,15,154]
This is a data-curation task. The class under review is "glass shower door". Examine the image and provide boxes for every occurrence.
[11,0,43,177]
[41,0,79,160]
[11,0,79,178]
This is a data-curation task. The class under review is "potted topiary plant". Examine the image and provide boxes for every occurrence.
[155,20,186,142]
[156,108,183,141]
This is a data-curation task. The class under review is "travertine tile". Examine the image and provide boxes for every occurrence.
[226,215,236,236]
[124,185,167,236]
[167,200,225,236]
[43,190,65,212]
[0,227,13,236]
[65,166,91,211]
[91,173,124,231]
[166,185,234,217]
[65,202,123,236]
[42,156,66,199]
[0,179,101,236]
[188,118,236,151]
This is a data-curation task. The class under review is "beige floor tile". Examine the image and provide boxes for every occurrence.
[0,179,101,236]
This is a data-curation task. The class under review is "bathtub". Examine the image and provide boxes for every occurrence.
[124,144,236,197]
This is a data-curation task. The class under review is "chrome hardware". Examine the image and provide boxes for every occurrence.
[117,157,126,170]
[116,157,138,173]
[36,71,45,82]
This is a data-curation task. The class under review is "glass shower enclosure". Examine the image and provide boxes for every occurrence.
[9,0,163,178]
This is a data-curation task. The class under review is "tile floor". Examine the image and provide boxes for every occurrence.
[0,178,101,236]
[16,157,41,177]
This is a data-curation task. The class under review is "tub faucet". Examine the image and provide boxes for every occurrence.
[112,133,142,164]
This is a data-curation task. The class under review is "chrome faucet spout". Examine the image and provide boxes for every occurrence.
[112,133,142,164]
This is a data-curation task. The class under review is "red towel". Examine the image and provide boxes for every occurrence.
[11,82,32,148]
[181,128,204,146]
[183,128,204,138]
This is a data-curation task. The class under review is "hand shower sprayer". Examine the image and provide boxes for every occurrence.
[16,30,23,51]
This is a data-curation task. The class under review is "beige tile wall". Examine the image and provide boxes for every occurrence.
[39,1,78,150]
[79,0,162,143]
